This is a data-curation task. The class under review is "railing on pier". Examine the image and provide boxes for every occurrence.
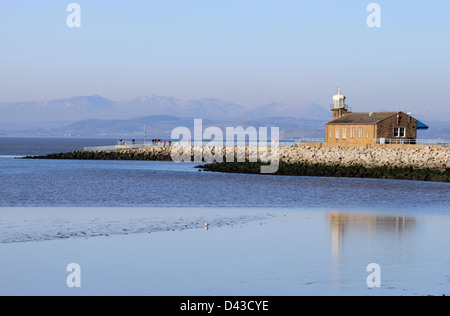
[83,138,449,152]
[375,139,449,146]
[83,145,117,151]
[84,140,303,151]
[84,140,170,151]
[297,138,326,144]
[167,140,300,147]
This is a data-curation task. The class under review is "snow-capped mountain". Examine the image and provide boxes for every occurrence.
[0,94,330,123]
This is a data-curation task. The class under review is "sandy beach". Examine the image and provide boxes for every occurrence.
[1,207,449,296]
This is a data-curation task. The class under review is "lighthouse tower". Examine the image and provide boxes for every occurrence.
[331,88,350,120]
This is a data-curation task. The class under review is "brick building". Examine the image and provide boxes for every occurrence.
[325,89,429,145]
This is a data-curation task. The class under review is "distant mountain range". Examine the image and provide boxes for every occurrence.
[0,94,448,140]
[0,94,331,123]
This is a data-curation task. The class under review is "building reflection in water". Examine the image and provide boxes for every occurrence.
[327,212,416,267]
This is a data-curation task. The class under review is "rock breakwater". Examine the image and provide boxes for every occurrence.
[26,145,449,182]
[278,145,449,172]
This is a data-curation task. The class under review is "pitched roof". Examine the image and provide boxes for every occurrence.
[326,112,398,125]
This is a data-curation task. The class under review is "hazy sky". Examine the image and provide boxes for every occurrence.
[0,0,449,116]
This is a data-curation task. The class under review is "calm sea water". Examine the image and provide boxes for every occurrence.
[0,137,449,211]
[0,137,116,156]
[1,137,450,295]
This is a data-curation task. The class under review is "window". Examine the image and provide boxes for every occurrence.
[394,127,406,137]
[350,127,355,138]
[366,131,369,139]
[329,131,332,139]
[342,128,347,139]
[336,129,340,139]
[358,127,363,138]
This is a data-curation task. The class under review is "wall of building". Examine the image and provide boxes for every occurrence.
[326,124,376,145]
[376,113,418,140]
[332,108,348,120]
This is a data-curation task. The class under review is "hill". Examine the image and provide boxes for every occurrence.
[0,94,447,140]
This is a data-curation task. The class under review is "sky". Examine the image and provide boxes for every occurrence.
[0,0,449,117]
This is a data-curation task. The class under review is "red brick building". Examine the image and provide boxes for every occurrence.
[325,89,429,145]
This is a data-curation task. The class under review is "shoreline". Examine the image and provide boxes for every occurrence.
[24,145,450,183]
[197,161,450,183]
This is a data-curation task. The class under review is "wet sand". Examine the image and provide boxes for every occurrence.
[1,207,449,296]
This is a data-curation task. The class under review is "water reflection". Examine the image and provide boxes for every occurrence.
[327,212,416,263]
